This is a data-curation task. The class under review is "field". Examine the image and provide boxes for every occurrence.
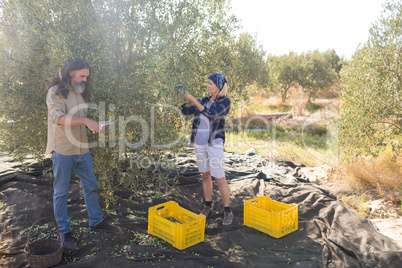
[225,90,402,220]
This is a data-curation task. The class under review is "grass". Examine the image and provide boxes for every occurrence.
[334,149,402,208]
[227,93,334,167]
[232,93,291,118]
[305,102,322,113]
[243,103,291,114]
[226,124,333,167]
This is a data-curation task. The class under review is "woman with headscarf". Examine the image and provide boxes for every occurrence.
[178,72,234,225]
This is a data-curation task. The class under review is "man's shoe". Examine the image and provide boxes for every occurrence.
[222,211,234,225]
[61,232,77,252]
[89,220,116,232]
[200,206,213,218]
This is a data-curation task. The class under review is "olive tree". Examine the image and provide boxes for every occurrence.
[0,0,266,197]
[299,50,340,102]
[268,52,302,103]
[268,50,340,103]
[338,0,401,161]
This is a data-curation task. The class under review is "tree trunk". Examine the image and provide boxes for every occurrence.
[281,87,289,103]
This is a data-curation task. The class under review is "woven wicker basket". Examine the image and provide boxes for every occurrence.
[23,217,63,268]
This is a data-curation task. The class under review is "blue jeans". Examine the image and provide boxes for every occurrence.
[51,152,103,234]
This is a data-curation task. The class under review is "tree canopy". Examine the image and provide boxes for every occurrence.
[268,50,341,102]
[0,0,270,196]
[338,0,401,161]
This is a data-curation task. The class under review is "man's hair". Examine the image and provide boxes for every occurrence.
[47,57,91,102]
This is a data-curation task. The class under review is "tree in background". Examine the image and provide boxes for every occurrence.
[268,50,340,103]
[0,0,104,161]
[230,32,269,97]
[268,52,301,103]
[338,0,401,161]
[0,0,269,196]
[299,50,341,102]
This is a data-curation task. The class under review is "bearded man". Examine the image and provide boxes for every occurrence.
[46,57,113,252]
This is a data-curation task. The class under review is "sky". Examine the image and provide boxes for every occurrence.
[230,0,386,59]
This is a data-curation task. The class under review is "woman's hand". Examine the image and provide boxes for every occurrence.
[178,91,185,105]
[185,92,197,104]
[185,92,204,112]
[176,85,185,105]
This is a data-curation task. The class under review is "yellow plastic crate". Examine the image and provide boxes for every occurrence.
[244,196,298,238]
[148,201,206,250]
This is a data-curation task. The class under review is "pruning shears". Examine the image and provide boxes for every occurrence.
[176,85,187,94]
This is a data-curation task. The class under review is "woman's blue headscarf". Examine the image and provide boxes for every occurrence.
[209,72,227,91]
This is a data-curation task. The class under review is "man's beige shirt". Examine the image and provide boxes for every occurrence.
[46,85,90,155]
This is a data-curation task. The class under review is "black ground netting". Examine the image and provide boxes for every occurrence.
[1,150,401,267]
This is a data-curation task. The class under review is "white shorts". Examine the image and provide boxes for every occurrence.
[194,143,225,178]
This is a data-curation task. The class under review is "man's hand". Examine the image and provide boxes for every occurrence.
[59,115,105,134]
[85,119,100,134]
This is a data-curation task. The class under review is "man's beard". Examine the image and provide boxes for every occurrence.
[72,80,86,94]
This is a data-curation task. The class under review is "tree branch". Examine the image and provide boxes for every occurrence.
[371,121,402,131]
